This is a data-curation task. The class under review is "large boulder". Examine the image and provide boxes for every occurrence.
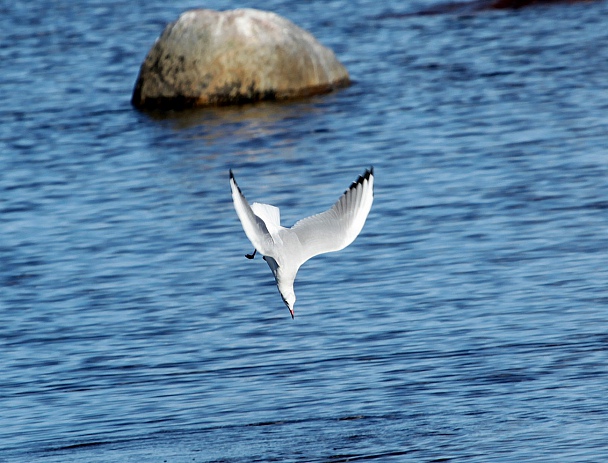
[131,9,350,110]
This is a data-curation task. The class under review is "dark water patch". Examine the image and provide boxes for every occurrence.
[375,0,604,18]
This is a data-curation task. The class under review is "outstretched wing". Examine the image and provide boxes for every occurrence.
[230,170,275,255]
[290,167,374,264]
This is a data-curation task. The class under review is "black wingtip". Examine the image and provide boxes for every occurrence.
[345,167,374,194]
[229,169,234,180]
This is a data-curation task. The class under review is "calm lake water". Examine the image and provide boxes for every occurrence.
[2,0,608,462]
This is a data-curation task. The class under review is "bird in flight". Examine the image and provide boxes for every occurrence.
[229,167,374,318]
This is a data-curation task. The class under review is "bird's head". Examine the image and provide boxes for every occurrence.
[280,289,296,319]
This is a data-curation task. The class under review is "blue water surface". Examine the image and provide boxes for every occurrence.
[2,0,608,462]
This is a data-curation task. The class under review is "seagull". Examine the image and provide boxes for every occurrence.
[229,167,374,318]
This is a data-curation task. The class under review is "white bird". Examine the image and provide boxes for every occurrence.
[230,167,374,318]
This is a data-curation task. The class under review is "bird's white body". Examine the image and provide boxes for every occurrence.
[230,168,374,318]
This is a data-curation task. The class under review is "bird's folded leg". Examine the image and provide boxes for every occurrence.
[245,249,257,260]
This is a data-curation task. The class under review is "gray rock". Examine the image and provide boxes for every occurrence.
[131,8,350,109]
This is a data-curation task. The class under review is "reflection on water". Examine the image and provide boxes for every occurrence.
[143,97,331,128]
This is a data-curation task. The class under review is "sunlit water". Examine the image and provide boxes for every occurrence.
[2,1,608,462]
